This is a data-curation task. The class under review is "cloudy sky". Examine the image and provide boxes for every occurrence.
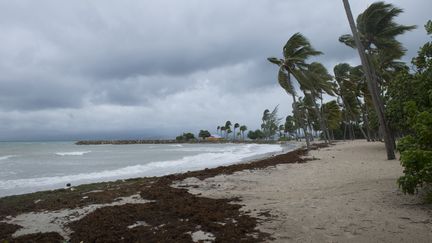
[0,0,430,141]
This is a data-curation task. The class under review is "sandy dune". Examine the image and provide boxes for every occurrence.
[176,140,432,242]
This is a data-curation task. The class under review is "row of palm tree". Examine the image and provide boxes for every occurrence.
[217,121,248,141]
[340,0,415,159]
[268,33,337,149]
[268,0,415,159]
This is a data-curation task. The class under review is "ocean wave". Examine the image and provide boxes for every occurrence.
[169,144,184,147]
[0,155,16,161]
[55,151,91,156]
[0,144,282,192]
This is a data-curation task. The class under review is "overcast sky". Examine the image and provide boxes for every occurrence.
[0,0,430,141]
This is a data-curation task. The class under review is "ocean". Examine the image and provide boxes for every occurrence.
[0,142,291,197]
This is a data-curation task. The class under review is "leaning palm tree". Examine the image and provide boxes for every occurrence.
[225,121,232,139]
[239,125,247,141]
[340,1,414,159]
[268,33,322,149]
[322,100,342,140]
[340,1,415,60]
[303,62,336,144]
[220,126,226,138]
[233,123,240,140]
[334,63,370,141]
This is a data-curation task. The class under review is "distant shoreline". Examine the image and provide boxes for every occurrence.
[75,139,285,145]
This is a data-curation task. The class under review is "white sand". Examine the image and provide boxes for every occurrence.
[175,140,432,242]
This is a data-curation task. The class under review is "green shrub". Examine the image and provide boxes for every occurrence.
[397,109,432,194]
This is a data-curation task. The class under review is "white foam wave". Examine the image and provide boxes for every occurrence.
[169,144,184,147]
[0,155,16,161]
[0,144,282,193]
[55,151,91,156]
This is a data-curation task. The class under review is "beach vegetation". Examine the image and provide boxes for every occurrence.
[175,132,196,141]
[239,125,248,141]
[341,1,416,159]
[261,106,282,140]
[268,32,322,149]
[284,115,297,139]
[247,129,265,140]
[394,21,432,195]
[198,130,211,140]
[224,121,232,139]
[233,123,240,140]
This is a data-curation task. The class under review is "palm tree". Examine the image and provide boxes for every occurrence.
[233,123,240,140]
[239,125,247,141]
[334,63,370,141]
[268,33,322,149]
[225,121,232,139]
[217,126,221,136]
[226,128,232,139]
[322,100,342,140]
[284,116,296,139]
[294,97,309,141]
[340,2,415,60]
[278,124,285,139]
[220,126,226,138]
[304,62,336,143]
[261,109,270,139]
[340,0,413,159]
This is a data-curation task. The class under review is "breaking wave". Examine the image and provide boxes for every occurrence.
[0,144,282,194]
[55,151,91,156]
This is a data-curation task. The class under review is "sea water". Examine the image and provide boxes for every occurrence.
[0,142,291,197]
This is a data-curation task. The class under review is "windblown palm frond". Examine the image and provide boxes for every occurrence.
[340,1,416,59]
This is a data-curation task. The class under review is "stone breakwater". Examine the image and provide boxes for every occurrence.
[75,140,282,145]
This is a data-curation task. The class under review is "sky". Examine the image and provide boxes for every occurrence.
[0,0,430,141]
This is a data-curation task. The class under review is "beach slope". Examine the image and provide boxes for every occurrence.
[176,140,432,242]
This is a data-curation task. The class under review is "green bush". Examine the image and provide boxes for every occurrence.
[397,108,432,194]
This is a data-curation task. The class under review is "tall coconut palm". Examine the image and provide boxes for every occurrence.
[217,126,221,136]
[233,123,240,140]
[322,100,342,140]
[225,121,232,139]
[278,124,285,138]
[294,97,309,141]
[340,2,416,60]
[340,0,414,159]
[303,62,336,143]
[334,63,370,141]
[284,115,296,139]
[220,126,226,138]
[239,125,247,141]
[268,33,322,149]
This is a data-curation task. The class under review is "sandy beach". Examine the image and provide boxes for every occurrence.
[1,140,431,242]
[177,140,432,242]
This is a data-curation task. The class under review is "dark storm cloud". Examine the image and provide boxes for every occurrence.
[0,0,430,140]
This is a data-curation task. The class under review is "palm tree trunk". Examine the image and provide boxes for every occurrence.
[342,0,395,159]
[320,94,332,143]
[292,94,310,149]
[343,121,347,140]
[357,121,368,140]
[357,98,371,141]
[363,102,372,141]
[350,122,355,140]
[313,101,329,144]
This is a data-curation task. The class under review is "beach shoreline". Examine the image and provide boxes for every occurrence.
[0,142,310,242]
[1,140,431,242]
[0,142,296,198]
